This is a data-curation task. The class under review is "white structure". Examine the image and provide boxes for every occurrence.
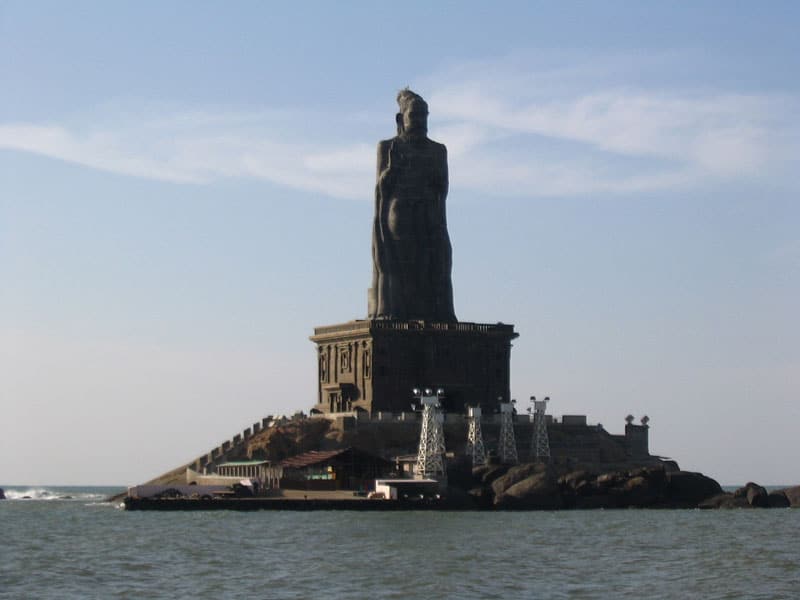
[530,396,551,461]
[374,479,440,500]
[414,388,447,480]
[498,402,518,464]
[466,406,487,466]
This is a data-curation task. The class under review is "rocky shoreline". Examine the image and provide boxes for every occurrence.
[461,462,800,510]
[116,415,798,510]
[118,462,800,511]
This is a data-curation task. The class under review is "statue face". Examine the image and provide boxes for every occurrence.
[401,101,428,137]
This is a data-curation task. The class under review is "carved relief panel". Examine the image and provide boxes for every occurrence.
[362,341,372,379]
[319,346,330,382]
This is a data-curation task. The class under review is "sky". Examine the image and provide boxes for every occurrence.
[1,1,798,486]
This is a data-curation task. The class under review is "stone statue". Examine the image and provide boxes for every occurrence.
[368,89,457,322]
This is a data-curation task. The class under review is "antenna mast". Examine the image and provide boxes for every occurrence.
[498,401,518,464]
[414,388,447,480]
[466,406,487,467]
[530,396,551,461]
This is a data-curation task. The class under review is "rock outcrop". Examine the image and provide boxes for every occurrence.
[663,470,724,507]
[767,491,790,508]
[464,462,730,509]
[698,482,796,509]
[781,485,800,508]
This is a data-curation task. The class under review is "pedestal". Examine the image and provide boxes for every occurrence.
[310,320,518,415]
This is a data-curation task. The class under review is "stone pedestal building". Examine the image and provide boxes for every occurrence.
[310,320,517,415]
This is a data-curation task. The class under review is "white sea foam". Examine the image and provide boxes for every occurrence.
[1,487,109,501]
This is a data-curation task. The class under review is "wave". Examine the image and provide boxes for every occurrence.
[1,487,116,501]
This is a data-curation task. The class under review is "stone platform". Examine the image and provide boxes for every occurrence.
[310,319,518,415]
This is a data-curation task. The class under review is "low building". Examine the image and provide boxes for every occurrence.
[216,460,270,479]
[279,447,392,491]
[186,459,283,488]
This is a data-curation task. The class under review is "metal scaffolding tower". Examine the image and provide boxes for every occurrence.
[529,396,551,461]
[498,402,518,464]
[414,388,446,479]
[466,406,487,467]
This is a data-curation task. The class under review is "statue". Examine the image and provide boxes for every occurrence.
[368,89,457,322]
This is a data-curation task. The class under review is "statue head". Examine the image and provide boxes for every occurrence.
[396,88,428,139]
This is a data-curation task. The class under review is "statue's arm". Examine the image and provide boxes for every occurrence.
[433,142,450,232]
[439,143,449,201]
[377,138,398,190]
[377,140,390,179]
[373,141,392,262]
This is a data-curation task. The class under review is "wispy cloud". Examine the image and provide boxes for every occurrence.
[0,115,375,199]
[424,57,799,196]
[1,54,797,199]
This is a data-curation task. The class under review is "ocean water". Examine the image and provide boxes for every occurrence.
[1,486,798,599]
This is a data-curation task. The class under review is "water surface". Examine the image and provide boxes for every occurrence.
[1,486,798,599]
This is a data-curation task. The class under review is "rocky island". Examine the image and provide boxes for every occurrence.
[122,90,798,511]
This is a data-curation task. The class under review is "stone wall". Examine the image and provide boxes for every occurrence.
[191,415,283,474]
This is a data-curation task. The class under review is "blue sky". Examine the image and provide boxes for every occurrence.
[1,1,798,485]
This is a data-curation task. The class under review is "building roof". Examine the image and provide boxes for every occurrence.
[279,447,391,469]
[217,460,270,467]
[280,449,351,469]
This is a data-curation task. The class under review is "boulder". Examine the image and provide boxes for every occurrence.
[734,482,770,508]
[491,463,546,497]
[664,471,723,507]
[746,485,769,508]
[767,491,790,508]
[480,465,511,486]
[780,485,800,508]
[697,493,749,509]
[494,471,563,510]
[594,471,624,491]
[0,488,5,500]
[635,466,667,487]
[558,470,592,493]
[619,475,660,507]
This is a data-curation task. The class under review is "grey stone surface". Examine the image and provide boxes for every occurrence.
[664,471,723,506]
[697,493,749,509]
[734,481,770,507]
[494,468,563,509]
[746,484,769,507]
[767,491,790,508]
[369,89,456,321]
[491,462,546,497]
[782,485,800,507]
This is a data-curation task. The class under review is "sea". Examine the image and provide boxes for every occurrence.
[1,486,798,599]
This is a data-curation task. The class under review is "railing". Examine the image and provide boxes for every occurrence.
[314,320,516,335]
